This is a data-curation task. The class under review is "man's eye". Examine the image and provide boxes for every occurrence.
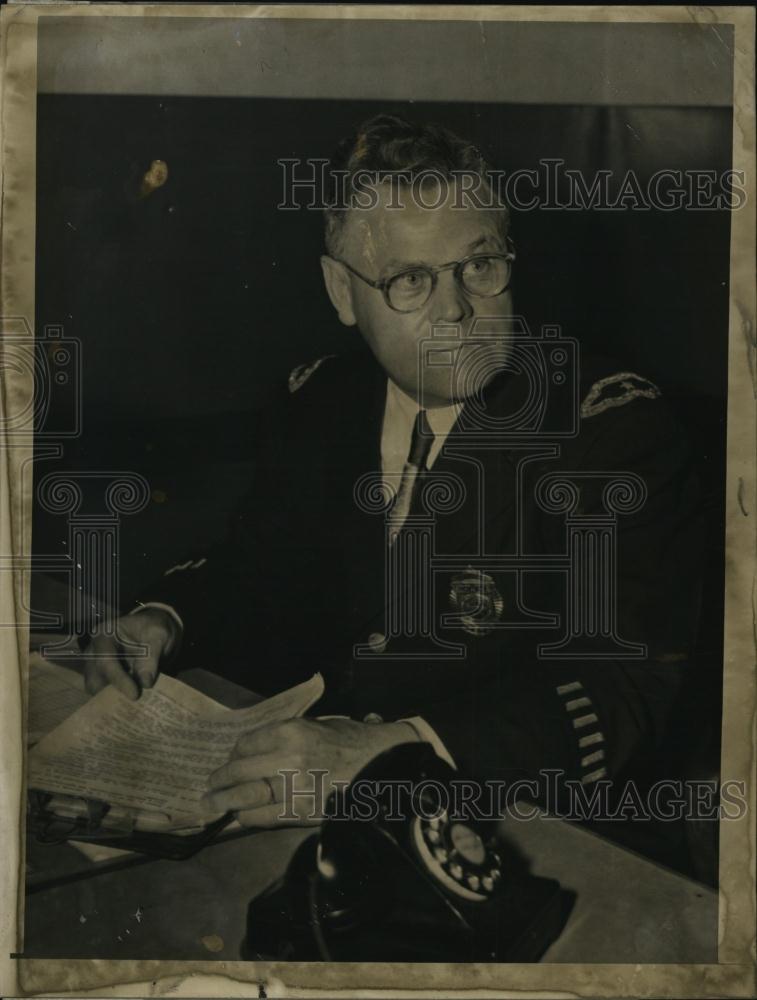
[467,258,492,275]
[394,271,425,289]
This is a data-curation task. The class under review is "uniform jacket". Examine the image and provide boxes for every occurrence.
[146,338,704,793]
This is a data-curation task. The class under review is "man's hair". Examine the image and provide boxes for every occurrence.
[323,113,509,256]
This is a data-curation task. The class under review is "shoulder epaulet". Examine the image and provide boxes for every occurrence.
[287,354,337,394]
[580,371,661,419]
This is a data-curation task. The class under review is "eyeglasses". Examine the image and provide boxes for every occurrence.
[333,239,516,314]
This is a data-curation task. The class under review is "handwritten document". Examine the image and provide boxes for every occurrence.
[28,672,324,822]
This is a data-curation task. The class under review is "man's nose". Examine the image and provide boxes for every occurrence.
[430,270,472,324]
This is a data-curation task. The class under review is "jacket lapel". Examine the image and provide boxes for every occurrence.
[328,353,388,623]
[421,369,529,559]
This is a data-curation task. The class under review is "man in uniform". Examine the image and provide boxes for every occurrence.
[85,114,703,831]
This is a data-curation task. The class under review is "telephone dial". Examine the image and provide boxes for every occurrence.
[243,742,574,962]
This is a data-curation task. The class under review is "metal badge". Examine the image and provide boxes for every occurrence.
[449,566,504,637]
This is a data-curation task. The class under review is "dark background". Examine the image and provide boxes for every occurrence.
[30,94,732,882]
[33,96,731,585]
[32,97,730,773]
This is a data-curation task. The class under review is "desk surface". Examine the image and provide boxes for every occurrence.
[24,799,717,964]
[23,664,718,964]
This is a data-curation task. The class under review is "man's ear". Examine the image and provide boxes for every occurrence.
[321,256,357,327]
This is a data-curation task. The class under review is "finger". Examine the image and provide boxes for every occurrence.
[201,779,277,814]
[116,621,162,690]
[207,753,286,791]
[85,637,120,694]
[234,723,284,757]
[90,657,139,701]
[84,664,110,696]
[87,634,141,699]
[128,646,160,690]
[115,612,173,688]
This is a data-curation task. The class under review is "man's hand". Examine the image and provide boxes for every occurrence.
[202,716,420,828]
[84,607,179,701]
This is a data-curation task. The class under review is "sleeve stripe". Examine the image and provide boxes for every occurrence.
[581,766,608,784]
[556,681,583,696]
[565,696,592,712]
[572,712,599,729]
[578,731,605,748]
[555,688,607,774]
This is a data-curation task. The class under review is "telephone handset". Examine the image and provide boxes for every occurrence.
[243,742,574,962]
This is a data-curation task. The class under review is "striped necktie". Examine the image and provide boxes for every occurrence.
[388,410,433,547]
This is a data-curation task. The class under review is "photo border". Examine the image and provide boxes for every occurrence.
[1,4,754,997]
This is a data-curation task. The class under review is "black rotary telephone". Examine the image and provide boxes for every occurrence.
[243,743,574,962]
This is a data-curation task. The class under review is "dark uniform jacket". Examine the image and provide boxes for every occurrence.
[146,340,704,794]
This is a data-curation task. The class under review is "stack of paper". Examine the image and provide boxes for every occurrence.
[28,671,324,826]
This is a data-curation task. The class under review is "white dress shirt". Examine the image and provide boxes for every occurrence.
[381,377,463,484]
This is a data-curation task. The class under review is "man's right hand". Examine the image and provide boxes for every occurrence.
[84,607,179,701]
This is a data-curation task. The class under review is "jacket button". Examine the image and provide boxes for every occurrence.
[363,712,384,724]
[366,632,387,652]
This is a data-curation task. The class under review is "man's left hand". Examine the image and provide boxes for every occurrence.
[201,717,419,828]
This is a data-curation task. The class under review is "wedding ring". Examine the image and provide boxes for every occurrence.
[262,776,276,805]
